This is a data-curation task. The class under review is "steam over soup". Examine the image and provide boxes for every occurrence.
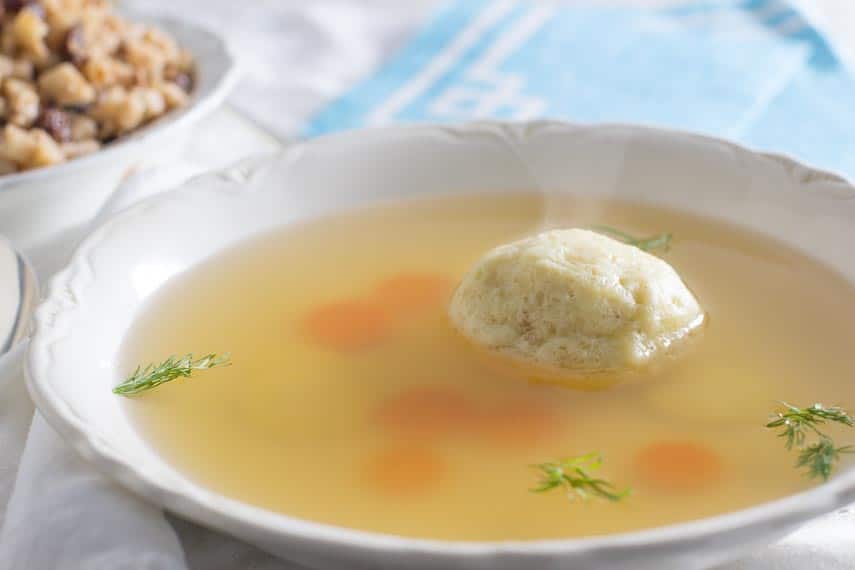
[120,194,855,541]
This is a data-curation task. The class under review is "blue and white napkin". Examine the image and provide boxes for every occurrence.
[305,0,855,179]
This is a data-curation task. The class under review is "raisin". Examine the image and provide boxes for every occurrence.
[3,0,28,12]
[172,72,193,93]
[6,1,42,17]
[37,107,71,142]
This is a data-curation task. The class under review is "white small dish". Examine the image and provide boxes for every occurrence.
[0,12,238,253]
[0,236,36,354]
[27,121,855,570]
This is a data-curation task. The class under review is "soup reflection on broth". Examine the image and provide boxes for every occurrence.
[121,194,855,541]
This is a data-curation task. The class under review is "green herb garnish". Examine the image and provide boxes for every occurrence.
[531,452,631,502]
[590,225,672,253]
[796,439,855,482]
[113,353,231,396]
[766,402,855,480]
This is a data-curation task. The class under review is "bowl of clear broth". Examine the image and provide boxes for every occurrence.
[27,121,855,570]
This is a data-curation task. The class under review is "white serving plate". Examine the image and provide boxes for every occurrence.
[0,12,238,254]
[27,121,855,570]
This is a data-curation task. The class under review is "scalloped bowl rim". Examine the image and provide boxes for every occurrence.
[26,120,855,561]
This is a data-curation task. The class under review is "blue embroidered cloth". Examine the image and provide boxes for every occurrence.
[304,0,854,179]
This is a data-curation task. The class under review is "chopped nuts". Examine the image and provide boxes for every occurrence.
[0,53,30,79]
[0,1,194,173]
[82,55,133,88]
[4,77,39,126]
[11,7,48,63]
[26,128,64,167]
[0,124,35,163]
[133,86,165,120]
[68,111,96,141]
[0,54,12,76]
[156,81,188,109]
[91,85,146,136]
[38,62,96,105]
[124,38,165,84]
[11,58,32,79]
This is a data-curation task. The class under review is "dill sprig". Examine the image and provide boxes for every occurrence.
[796,439,855,482]
[531,452,630,502]
[766,402,855,480]
[766,403,854,450]
[113,353,231,396]
[590,225,672,253]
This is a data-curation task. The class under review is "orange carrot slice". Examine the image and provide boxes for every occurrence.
[362,445,445,495]
[634,441,723,492]
[301,300,389,351]
[373,273,452,314]
[375,385,478,438]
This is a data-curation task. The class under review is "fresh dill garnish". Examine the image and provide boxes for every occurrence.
[589,225,672,253]
[796,439,855,482]
[766,402,855,481]
[531,452,631,502]
[113,353,231,396]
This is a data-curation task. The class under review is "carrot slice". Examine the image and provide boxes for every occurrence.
[634,441,723,492]
[362,445,445,495]
[478,399,560,448]
[374,385,478,438]
[301,300,389,351]
[373,273,452,314]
